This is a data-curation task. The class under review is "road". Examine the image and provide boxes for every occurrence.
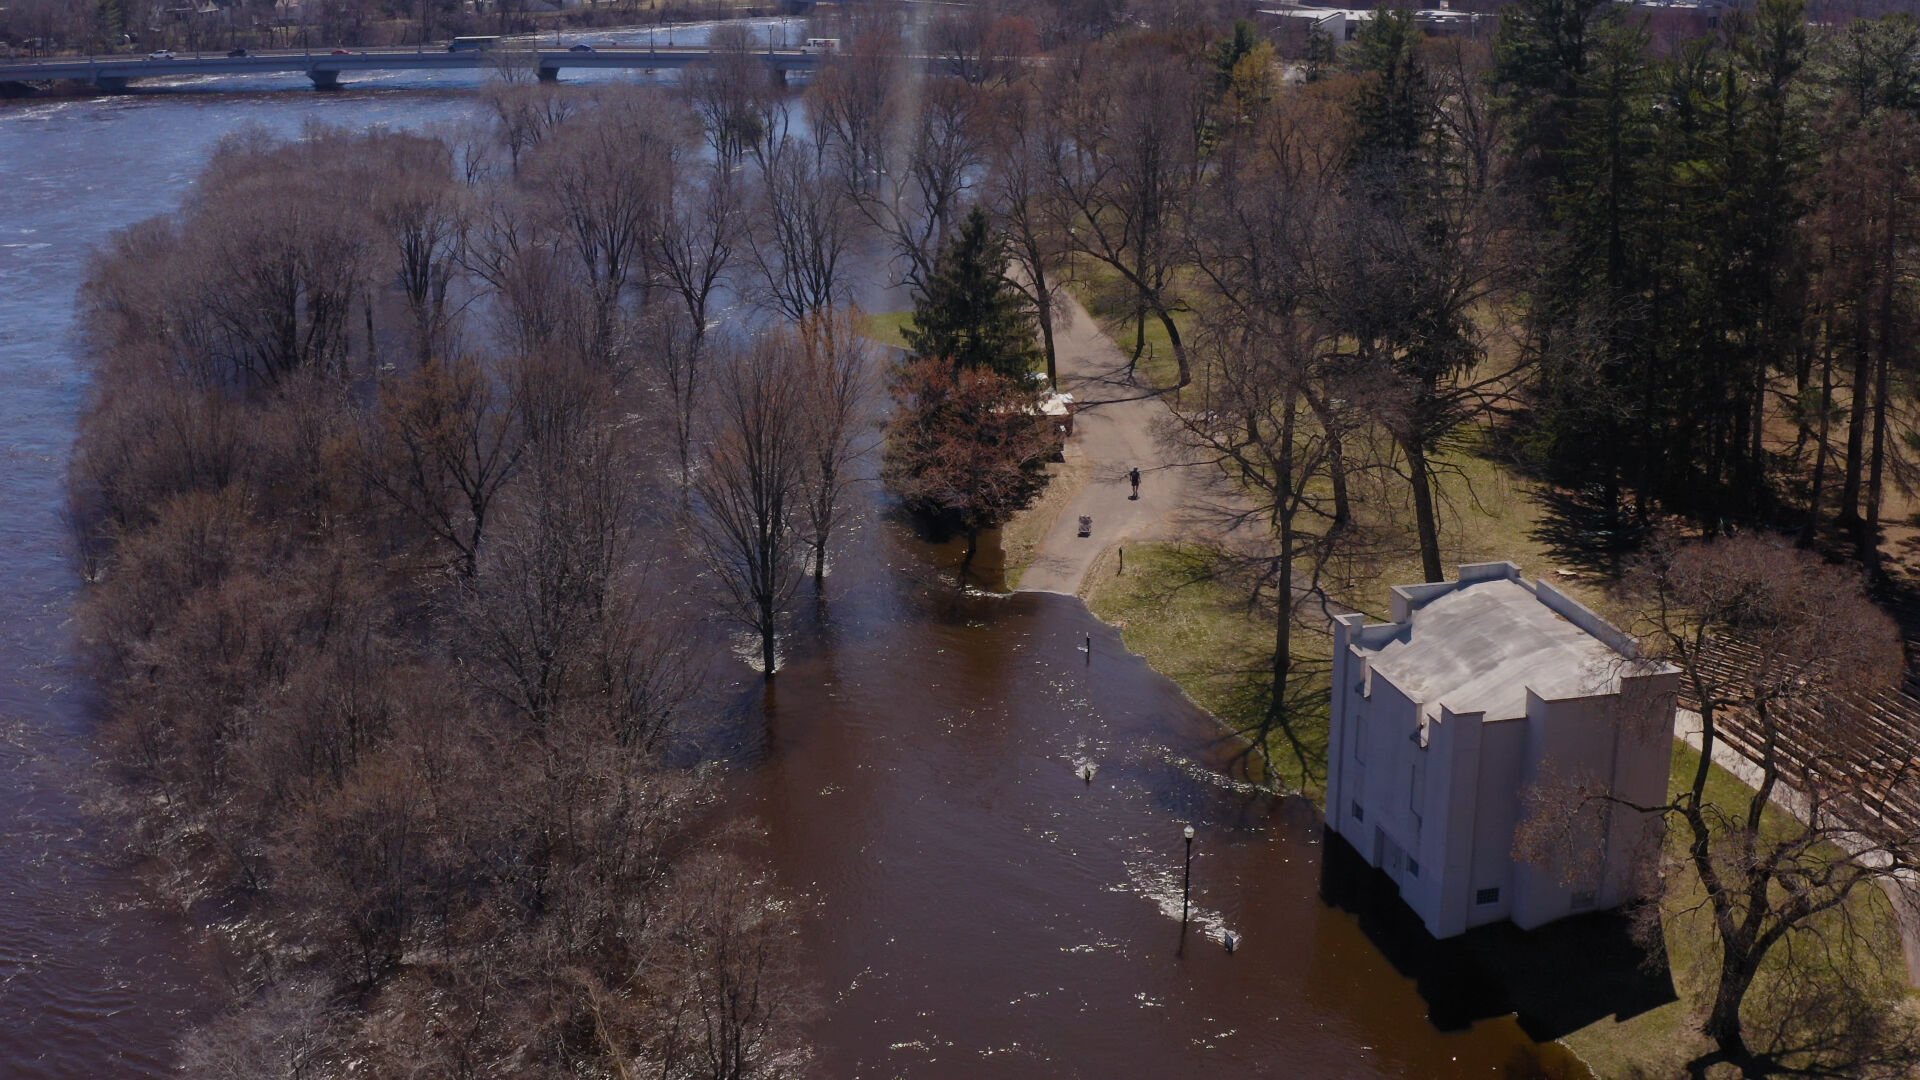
[0,43,824,91]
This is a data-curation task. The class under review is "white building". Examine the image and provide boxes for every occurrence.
[1326,562,1676,939]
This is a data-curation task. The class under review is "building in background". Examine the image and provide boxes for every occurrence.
[1326,562,1676,939]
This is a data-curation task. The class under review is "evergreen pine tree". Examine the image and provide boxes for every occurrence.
[903,207,1043,384]
[1347,8,1436,184]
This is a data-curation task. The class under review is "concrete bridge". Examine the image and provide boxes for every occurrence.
[0,45,824,94]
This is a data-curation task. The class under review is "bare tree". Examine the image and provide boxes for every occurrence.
[807,29,905,192]
[692,336,809,678]
[484,83,578,174]
[649,850,816,1080]
[748,137,858,324]
[177,978,343,1080]
[523,94,678,350]
[364,354,525,577]
[683,22,782,172]
[654,155,742,347]
[1051,39,1205,385]
[366,133,468,362]
[1539,536,1920,1072]
[796,310,878,585]
[850,76,986,295]
[650,158,743,484]
[984,74,1074,388]
[1324,178,1513,584]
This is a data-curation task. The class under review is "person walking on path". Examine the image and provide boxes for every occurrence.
[1129,467,1141,501]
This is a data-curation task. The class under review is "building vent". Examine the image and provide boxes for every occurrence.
[1475,887,1500,905]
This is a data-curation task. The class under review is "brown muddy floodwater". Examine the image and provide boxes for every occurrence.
[1,68,1619,1077]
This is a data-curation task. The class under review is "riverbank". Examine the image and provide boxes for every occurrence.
[1013,293,1919,1078]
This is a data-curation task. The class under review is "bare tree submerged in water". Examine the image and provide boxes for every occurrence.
[693,335,809,679]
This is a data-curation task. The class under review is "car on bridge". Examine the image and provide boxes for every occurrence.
[227,48,248,58]
[569,44,595,53]
[148,49,175,60]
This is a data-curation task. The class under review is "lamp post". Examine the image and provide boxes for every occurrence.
[1181,825,1195,928]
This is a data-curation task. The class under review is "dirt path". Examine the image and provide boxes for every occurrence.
[1015,293,1214,597]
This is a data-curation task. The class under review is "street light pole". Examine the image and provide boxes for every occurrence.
[1181,825,1195,928]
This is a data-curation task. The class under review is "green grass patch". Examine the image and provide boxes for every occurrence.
[1065,260,1192,391]
[1084,541,1330,794]
[1560,741,1912,1078]
[857,309,916,351]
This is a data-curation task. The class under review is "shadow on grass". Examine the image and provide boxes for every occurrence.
[1319,830,1677,1043]
[1527,484,1648,580]
[1108,543,1330,793]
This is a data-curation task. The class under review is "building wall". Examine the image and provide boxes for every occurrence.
[1326,574,1676,942]
[1465,715,1526,930]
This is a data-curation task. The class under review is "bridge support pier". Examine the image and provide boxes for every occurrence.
[770,66,788,88]
[94,76,129,93]
[308,69,340,90]
[537,65,559,83]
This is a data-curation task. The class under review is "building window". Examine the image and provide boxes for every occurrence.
[1475,887,1500,906]
[1351,801,1365,823]
[1407,858,1420,878]
[1571,890,1596,911]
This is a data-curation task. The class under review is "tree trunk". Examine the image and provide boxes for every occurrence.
[1155,307,1191,389]
[760,597,777,679]
[1130,300,1146,375]
[1837,300,1871,539]
[1748,361,1767,518]
[1800,328,1834,548]
[1030,250,1058,389]
[1264,392,1300,778]
[1704,947,1759,1063]
[1865,342,1889,576]
[1405,438,1444,583]
[1865,183,1900,576]
[1306,389,1349,529]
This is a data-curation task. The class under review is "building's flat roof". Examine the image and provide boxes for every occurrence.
[1359,578,1629,721]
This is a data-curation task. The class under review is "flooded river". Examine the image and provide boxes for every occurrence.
[0,57,1591,1078]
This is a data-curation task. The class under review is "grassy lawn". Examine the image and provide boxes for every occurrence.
[1560,741,1912,1078]
[857,309,915,351]
[1084,541,1331,794]
[1065,260,1192,392]
[1078,436,1601,798]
